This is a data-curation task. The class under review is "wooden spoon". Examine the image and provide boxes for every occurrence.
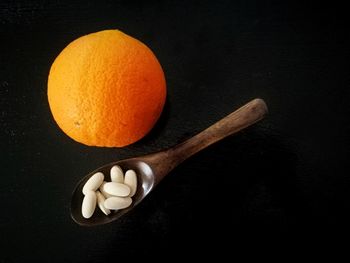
[71,98,268,226]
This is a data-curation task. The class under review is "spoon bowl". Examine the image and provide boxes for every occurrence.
[71,98,268,226]
[71,158,155,226]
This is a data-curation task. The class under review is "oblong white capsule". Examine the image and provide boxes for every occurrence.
[81,191,97,219]
[104,196,132,210]
[82,172,104,195]
[99,182,112,198]
[103,182,130,197]
[124,170,137,197]
[96,191,111,215]
[110,165,124,183]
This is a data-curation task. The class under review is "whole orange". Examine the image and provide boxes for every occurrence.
[48,30,166,147]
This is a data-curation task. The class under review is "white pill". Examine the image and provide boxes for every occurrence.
[124,170,137,197]
[81,191,97,219]
[82,172,104,195]
[99,182,112,198]
[104,196,132,210]
[103,182,130,197]
[96,191,111,216]
[110,165,124,183]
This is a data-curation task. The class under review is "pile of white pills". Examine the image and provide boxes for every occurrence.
[81,165,137,219]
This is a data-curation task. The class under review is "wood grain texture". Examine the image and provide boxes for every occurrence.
[145,99,268,183]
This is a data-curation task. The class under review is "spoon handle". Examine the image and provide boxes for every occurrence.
[147,98,268,182]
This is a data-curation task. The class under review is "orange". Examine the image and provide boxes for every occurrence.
[48,30,166,147]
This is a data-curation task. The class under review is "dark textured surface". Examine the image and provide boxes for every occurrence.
[1,0,349,260]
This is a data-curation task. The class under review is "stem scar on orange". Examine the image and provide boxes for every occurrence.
[48,30,166,147]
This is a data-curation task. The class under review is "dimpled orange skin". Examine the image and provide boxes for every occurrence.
[48,30,166,147]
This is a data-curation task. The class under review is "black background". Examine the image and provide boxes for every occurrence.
[1,0,349,261]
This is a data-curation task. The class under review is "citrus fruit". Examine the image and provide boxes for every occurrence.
[48,30,166,147]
